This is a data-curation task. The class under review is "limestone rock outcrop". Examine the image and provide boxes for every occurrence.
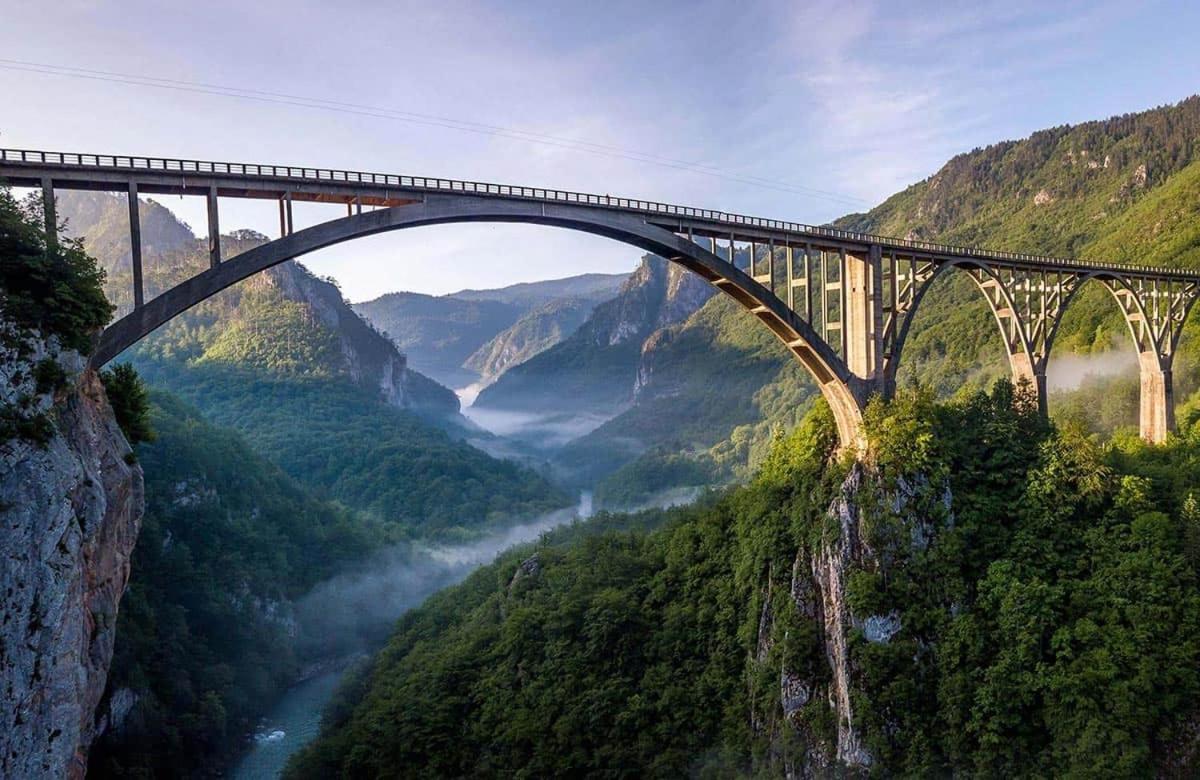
[0,325,144,779]
[247,260,461,416]
[754,462,951,775]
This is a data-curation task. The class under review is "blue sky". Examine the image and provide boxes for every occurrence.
[1,0,1197,300]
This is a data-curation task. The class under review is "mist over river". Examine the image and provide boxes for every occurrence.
[233,492,594,778]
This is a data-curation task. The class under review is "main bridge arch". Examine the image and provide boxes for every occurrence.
[13,146,1199,448]
[94,193,871,446]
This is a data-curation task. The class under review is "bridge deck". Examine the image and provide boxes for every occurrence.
[2,147,1198,281]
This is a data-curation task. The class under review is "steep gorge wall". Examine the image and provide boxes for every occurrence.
[756,463,947,775]
[246,260,460,416]
[475,254,713,415]
[0,323,143,778]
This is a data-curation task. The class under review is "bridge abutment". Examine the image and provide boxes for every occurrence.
[1008,351,1048,413]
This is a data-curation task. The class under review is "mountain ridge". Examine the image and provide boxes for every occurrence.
[354,272,626,388]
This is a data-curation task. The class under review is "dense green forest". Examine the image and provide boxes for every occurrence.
[135,356,567,537]
[88,390,392,777]
[289,386,1200,777]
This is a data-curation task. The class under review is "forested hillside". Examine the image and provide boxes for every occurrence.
[464,296,596,386]
[352,291,520,386]
[58,192,568,536]
[88,391,389,777]
[353,272,625,388]
[837,94,1200,392]
[134,358,566,535]
[474,255,712,420]
[289,388,1200,777]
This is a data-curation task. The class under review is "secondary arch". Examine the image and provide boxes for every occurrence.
[888,258,1040,401]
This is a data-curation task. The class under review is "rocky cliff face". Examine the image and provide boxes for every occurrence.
[474,255,713,415]
[248,261,459,416]
[0,322,144,779]
[589,255,712,348]
[758,463,949,775]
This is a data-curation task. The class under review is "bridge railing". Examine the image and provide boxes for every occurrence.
[3,148,1197,280]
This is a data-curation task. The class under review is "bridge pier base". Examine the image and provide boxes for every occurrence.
[1008,351,1048,414]
[1139,351,1174,443]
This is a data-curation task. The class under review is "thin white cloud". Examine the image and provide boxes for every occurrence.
[0,0,1194,296]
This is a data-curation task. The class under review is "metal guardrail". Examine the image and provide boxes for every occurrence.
[3,148,1198,280]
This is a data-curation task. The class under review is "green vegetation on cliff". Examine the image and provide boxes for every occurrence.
[288,386,1200,777]
[0,186,112,354]
[100,363,155,448]
[0,185,115,444]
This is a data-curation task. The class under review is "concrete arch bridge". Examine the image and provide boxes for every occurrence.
[3,149,1198,447]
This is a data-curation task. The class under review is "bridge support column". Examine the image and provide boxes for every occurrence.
[1139,351,1174,443]
[826,382,866,452]
[207,185,221,268]
[40,177,56,249]
[128,182,144,308]
[843,245,888,398]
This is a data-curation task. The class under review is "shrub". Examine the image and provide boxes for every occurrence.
[101,363,154,446]
[0,186,113,353]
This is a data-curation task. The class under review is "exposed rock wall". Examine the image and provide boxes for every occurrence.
[807,464,874,769]
[759,463,947,776]
[595,255,712,349]
[0,328,143,778]
[474,254,712,415]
